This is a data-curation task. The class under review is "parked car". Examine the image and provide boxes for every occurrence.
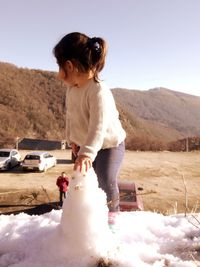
[0,149,21,170]
[22,151,57,172]
[118,182,144,211]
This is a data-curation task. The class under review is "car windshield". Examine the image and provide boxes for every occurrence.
[25,155,40,160]
[0,151,10,157]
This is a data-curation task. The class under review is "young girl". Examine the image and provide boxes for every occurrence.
[53,32,126,212]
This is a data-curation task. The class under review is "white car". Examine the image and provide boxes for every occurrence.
[0,149,21,170]
[22,151,57,172]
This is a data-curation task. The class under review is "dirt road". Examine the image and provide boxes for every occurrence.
[0,150,200,214]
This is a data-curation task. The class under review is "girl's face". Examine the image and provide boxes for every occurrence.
[58,61,78,86]
[58,67,66,81]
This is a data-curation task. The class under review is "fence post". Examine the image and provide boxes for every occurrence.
[15,137,20,150]
[186,137,189,152]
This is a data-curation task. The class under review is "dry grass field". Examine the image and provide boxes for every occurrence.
[0,150,200,215]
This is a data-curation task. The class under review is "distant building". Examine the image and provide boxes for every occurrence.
[18,138,68,150]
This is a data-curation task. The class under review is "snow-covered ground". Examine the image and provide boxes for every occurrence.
[0,168,199,267]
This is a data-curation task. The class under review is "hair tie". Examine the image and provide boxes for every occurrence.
[88,38,101,54]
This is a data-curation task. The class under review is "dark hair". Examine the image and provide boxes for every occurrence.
[53,32,107,82]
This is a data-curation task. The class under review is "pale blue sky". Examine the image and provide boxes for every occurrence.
[0,0,200,96]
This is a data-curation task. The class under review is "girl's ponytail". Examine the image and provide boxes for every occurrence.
[87,37,107,81]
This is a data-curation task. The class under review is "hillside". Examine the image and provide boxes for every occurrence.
[1,61,200,148]
[113,87,200,142]
[0,62,66,141]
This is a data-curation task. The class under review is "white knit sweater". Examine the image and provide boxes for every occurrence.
[65,79,126,161]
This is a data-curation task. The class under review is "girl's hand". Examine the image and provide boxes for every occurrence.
[74,155,92,173]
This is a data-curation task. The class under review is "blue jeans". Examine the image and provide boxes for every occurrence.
[93,142,125,212]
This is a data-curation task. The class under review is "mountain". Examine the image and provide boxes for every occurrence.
[1,61,200,149]
[0,62,66,141]
[112,87,200,143]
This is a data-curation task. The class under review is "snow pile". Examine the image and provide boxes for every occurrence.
[0,168,200,267]
[59,168,116,263]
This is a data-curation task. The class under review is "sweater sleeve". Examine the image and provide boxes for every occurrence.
[78,86,111,161]
[56,178,60,187]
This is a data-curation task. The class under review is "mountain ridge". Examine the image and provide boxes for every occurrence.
[1,61,200,148]
[112,87,200,140]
